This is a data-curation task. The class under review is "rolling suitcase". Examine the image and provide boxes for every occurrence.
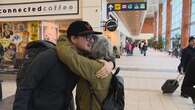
[161,74,183,94]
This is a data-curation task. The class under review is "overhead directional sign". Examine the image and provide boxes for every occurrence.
[107,2,147,12]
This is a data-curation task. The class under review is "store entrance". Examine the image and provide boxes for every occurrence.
[0,19,78,72]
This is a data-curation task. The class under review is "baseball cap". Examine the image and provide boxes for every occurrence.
[67,20,102,37]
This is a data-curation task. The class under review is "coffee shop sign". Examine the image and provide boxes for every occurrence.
[0,0,79,18]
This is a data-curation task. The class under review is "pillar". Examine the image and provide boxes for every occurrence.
[165,0,172,49]
[154,12,158,38]
[158,3,163,37]
[181,0,191,48]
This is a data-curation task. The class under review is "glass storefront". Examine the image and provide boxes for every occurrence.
[0,21,40,47]
[190,0,195,36]
[171,0,182,49]
[190,24,195,36]
[0,21,61,66]
[0,21,40,66]
[162,0,167,48]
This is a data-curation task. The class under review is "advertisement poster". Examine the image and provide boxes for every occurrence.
[42,21,59,43]
[0,38,11,47]
[29,21,39,41]
[2,23,14,39]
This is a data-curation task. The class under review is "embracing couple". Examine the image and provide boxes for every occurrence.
[13,20,115,110]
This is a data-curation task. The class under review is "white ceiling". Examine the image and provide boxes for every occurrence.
[146,0,161,18]
[106,0,161,36]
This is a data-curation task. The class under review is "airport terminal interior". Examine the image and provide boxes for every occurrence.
[0,0,195,110]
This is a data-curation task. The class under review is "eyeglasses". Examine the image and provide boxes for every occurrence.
[84,35,97,42]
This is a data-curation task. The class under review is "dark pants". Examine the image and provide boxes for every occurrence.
[181,58,195,99]
[181,68,195,99]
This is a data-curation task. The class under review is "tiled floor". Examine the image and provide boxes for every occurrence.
[118,48,195,110]
[1,48,195,110]
[1,81,16,99]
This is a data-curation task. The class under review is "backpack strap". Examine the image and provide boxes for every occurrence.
[114,67,120,76]
[87,81,103,110]
[88,67,120,110]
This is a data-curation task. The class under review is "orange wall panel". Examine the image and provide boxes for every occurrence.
[141,18,154,33]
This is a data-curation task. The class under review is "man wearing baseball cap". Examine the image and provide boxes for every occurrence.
[56,20,114,110]
[178,37,195,98]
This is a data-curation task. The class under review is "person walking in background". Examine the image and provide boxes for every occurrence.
[142,42,148,56]
[127,41,132,56]
[178,37,195,98]
[125,40,130,55]
[113,46,120,58]
[139,41,144,54]
[131,42,136,55]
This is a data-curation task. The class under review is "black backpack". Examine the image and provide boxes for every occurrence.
[88,67,124,110]
[16,40,55,87]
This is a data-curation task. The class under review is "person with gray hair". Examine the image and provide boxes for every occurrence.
[90,36,114,60]
[56,20,115,110]
[77,35,115,110]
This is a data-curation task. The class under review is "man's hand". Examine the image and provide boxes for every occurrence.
[96,60,114,79]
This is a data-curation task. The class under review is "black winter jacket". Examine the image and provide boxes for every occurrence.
[178,46,195,73]
[13,49,79,110]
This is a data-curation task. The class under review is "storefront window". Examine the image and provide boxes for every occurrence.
[162,34,166,48]
[0,21,40,67]
[162,0,167,48]
[191,0,195,22]
[171,29,181,49]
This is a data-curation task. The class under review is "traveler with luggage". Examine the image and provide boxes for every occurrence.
[178,37,195,97]
[181,57,195,104]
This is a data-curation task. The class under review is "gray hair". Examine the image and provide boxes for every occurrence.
[90,36,113,60]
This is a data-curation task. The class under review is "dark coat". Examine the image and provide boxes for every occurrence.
[178,46,195,73]
[13,49,79,110]
[181,57,195,98]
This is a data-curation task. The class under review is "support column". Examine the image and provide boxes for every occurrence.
[165,0,172,49]
[181,0,191,48]
[158,3,163,37]
[154,12,158,38]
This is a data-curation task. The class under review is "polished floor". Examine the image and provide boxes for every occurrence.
[117,48,195,110]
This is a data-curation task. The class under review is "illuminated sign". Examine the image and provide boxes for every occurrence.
[107,2,147,11]
[0,0,78,18]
